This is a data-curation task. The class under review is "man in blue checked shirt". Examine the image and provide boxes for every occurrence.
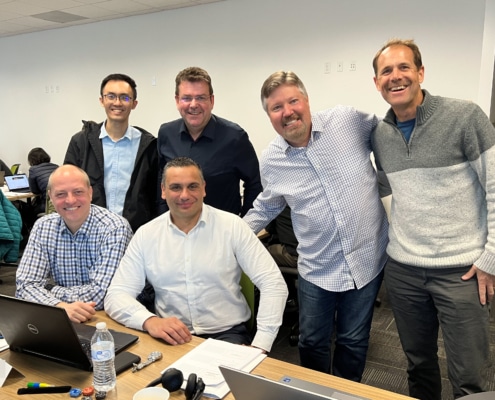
[244,71,388,382]
[16,165,133,323]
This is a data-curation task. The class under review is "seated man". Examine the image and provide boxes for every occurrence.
[16,165,133,323]
[105,157,288,352]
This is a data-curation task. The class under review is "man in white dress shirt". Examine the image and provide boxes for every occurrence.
[105,157,287,352]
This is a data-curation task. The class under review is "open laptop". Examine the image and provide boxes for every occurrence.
[4,173,30,193]
[0,294,139,371]
[219,365,370,400]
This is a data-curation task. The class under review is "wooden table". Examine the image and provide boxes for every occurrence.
[3,191,37,202]
[1,312,415,400]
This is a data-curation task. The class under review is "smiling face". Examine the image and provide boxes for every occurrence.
[99,79,137,125]
[374,44,424,121]
[48,165,93,234]
[264,84,312,147]
[175,80,214,139]
[161,165,206,231]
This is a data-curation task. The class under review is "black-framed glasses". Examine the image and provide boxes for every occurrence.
[178,95,211,104]
[103,93,133,103]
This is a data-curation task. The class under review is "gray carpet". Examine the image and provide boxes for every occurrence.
[1,265,493,399]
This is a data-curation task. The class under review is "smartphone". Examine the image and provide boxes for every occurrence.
[115,351,141,375]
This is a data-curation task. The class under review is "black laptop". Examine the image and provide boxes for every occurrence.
[4,174,30,193]
[0,294,139,371]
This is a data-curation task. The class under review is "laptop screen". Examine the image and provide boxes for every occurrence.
[5,174,29,191]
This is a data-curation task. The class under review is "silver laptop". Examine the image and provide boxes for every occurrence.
[5,173,30,192]
[219,365,370,400]
[0,294,139,371]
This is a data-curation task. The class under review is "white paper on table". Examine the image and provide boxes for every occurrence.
[162,338,267,399]
[0,359,13,387]
[0,337,9,352]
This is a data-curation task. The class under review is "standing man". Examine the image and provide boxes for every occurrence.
[16,165,133,323]
[64,73,158,232]
[243,71,388,382]
[157,67,262,216]
[105,157,287,353]
[372,39,494,399]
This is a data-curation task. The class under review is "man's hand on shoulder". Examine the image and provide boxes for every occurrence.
[57,301,96,323]
[143,316,192,345]
[462,265,495,305]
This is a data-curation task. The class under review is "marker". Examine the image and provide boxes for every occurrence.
[18,386,72,395]
[27,382,55,388]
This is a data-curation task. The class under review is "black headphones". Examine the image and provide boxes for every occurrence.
[146,368,205,400]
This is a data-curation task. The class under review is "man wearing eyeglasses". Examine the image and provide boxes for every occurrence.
[64,73,158,232]
[157,67,262,217]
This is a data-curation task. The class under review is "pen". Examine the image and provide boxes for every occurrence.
[27,382,55,388]
[18,386,72,395]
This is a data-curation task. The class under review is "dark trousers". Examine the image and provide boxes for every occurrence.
[385,258,490,399]
[298,271,383,382]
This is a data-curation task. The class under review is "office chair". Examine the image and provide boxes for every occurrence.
[279,266,299,346]
[240,272,257,333]
[10,164,20,174]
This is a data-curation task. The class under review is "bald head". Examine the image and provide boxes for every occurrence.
[48,165,93,234]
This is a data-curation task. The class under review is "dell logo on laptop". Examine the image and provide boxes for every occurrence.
[27,324,39,335]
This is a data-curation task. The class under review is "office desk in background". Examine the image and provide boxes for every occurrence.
[0,312,415,400]
[3,191,37,203]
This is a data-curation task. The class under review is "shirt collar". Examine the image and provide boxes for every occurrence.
[179,115,217,141]
[275,114,320,153]
[165,204,208,233]
[99,121,136,141]
[59,205,94,238]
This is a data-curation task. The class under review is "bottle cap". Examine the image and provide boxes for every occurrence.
[96,322,107,330]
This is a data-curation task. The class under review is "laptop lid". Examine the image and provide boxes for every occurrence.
[0,295,139,371]
[220,365,344,400]
[5,173,30,192]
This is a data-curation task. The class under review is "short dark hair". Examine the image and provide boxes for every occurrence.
[100,73,137,99]
[27,147,51,166]
[162,157,204,185]
[372,39,423,76]
[175,67,213,96]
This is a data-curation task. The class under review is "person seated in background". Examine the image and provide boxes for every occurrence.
[105,157,288,353]
[27,147,58,214]
[0,158,12,177]
[265,206,298,305]
[16,165,133,323]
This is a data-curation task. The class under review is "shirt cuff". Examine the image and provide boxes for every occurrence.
[251,329,278,353]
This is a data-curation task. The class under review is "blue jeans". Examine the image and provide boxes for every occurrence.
[385,258,490,400]
[298,271,383,381]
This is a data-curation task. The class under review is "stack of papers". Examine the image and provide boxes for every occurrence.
[163,338,266,399]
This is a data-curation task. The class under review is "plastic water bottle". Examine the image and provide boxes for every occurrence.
[91,322,116,392]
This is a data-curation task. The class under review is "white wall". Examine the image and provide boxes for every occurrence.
[0,0,493,171]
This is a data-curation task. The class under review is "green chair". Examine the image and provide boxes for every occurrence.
[10,164,20,174]
[240,272,257,333]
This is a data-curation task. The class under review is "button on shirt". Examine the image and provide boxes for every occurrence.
[100,124,141,216]
[16,205,133,309]
[105,205,288,352]
[244,106,389,291]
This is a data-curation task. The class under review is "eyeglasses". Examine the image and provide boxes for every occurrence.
[178,95,211,104]
[103,93,133,103]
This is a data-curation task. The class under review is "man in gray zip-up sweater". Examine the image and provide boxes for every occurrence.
[372,39,494,400]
